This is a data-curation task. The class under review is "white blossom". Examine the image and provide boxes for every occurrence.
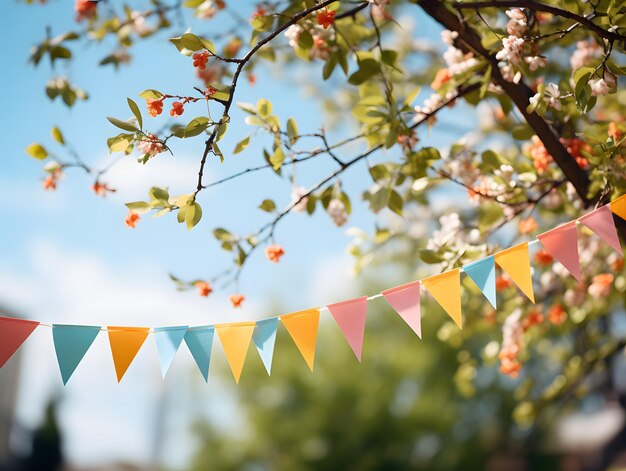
[291,186,309,212]
[525,55,547,72]
[440,29,459,46]
[327,198,348,227]
[495,35,525,65]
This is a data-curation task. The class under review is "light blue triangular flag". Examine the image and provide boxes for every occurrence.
[154,326,188,378]
[52,324,101,385]
[184,326,214,382]
[463,255,497,309]
[253,318,278,375]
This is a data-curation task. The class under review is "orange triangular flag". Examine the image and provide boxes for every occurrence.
[107,326,150,382]
[611,194,626,221]
[280,308,320,371]
[422,268,462,328]
[215,322,255,383]
[494,242,535,303]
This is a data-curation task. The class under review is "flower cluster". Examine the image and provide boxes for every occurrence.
[137,134,165,157]
[525,135,590,174]
[327,198,348,227]
[229,293,245,308]
[285,21,336,61]
[43,169,62,191]
[125,211,140,229]
[265,244,285,263]
[75,0,97,21]
[499,309,523,378]
[194,281,213,297]
[194,0,226,20]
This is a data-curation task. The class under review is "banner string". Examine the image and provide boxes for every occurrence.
[30,227,552,333]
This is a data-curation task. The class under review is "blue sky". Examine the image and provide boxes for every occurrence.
[0,1,471,468]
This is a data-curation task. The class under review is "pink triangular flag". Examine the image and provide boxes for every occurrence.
[537,221,582,281]
[327,296,368,362]
[579,205,622,254]
[0,317,39,369]
[382,281,421,338]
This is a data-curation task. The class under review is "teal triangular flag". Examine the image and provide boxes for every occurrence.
[52,324,101,385]
[184,326,214,382]
[253,318,278,375]
[463,255,497,309]
[154,326,188,378]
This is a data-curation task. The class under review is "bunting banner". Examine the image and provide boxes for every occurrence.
[253,318,279,375]
[108,326,150,382]
[327,297,367,362]
[463,255,497,309]
[381,281,422,338]
[1,196,626,384]
[494,242,535,303]
[280,308,320,371]
[154,326,188,379]
[538,222,582,281]
[52,324,100,385]
[184,326,215,382]
[215,322,255,383]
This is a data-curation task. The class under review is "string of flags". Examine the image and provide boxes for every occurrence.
[2,195,626,385]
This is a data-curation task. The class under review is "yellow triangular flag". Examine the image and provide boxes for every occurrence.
[107,327,150,382]
[280,308,320,371]
[215,322,255,383]
[494,242,535,303]
[422,268,462,328]
[611,194,626,220]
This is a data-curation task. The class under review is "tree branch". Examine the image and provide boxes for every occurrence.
[194,0,339,195]
[417,0,593,206]
[454,0,626,42]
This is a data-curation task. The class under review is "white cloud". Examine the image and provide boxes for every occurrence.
[0,238,258,468]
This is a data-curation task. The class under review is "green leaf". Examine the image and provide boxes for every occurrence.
[127,98,142,130]
[388,190,403,216]
[511,124,534,140]
[234,135,251,154]
[107,117,140,133]
[25,143,48,160]
[51,127,65,145]
[213,227,235,242]
[149,186,170,202]
[125,201,152,214]
[139,89,164,100]
[258,199,276,212]
[107,133,134,153]
[185,202,202,230]
[257,98,272,118]
[170,33,215,55]
[287,118,299,144]
[419,249,445,264]
[270,146,285,170]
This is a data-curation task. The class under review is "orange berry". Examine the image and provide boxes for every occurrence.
[147,98,164,117]
[316,9,336,29]
[229,294,245,308]
[265,244,285,263]
[125,210,140,229]
[170,101,184,117]
[534,249,554,266]
[194,281,213,297]
[518,217,538,235]
[192,51,210,70]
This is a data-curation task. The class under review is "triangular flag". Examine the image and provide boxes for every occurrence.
[107,326,150,382]
[494,242,535,303]
[381,281,422,338]
[463,256,497,309]
[611,194,626,220]
[215,322,255,383]
[0,317,39,369]
[153,326,188,379]
[280,308,320,371]
[422,268,463,329]
[52,324,100,385]
[579,205,622,254]
[538,221,581,281]
[253,318,278,375]
[184,326,214,382]
[327,296,367,362]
